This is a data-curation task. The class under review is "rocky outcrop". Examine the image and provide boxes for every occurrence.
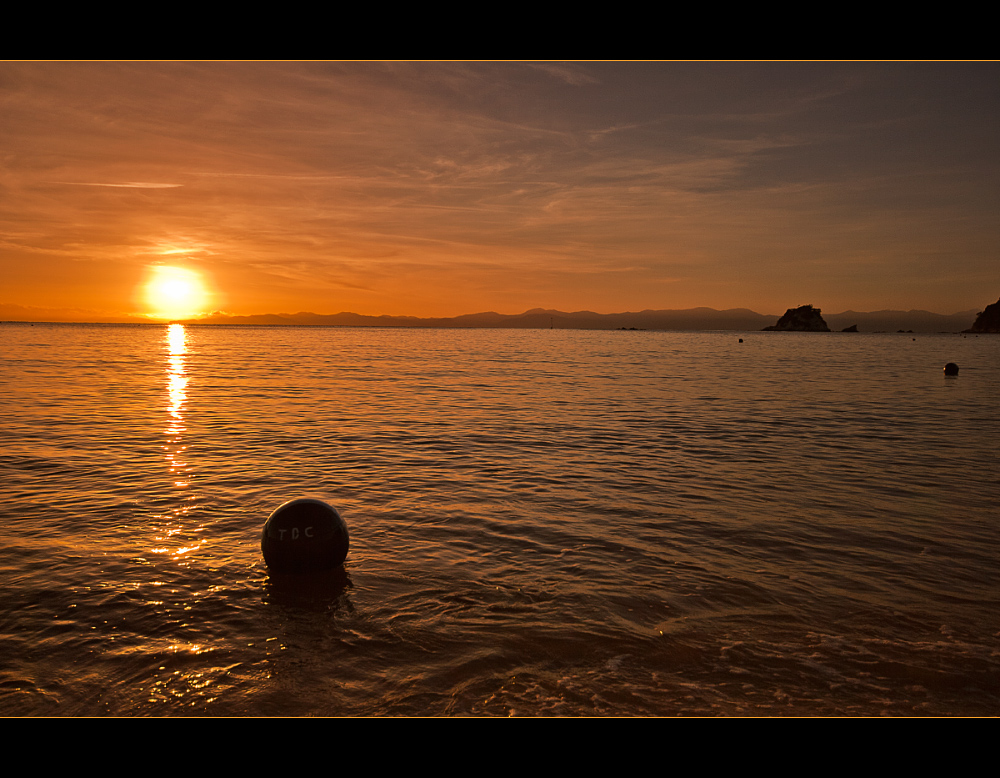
[763,304,830,332]
[841,324,858,332]
[964,298,1000,333]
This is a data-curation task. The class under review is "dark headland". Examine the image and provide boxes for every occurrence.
[964,297,1000,333]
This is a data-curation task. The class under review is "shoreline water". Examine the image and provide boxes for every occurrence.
[2,325,997,716]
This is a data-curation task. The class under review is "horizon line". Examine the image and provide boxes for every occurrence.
[0,302,987,331]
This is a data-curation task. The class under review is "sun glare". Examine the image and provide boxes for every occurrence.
[144,266,209,320]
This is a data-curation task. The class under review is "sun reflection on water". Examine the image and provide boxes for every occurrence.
[158,324,203,561]
[165,324,189,487]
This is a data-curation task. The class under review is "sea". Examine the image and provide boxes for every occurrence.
[1,322,997,717]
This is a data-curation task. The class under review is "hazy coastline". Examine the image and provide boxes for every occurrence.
[0,305,982,333]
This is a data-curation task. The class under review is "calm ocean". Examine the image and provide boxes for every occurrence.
[1,322,997,716]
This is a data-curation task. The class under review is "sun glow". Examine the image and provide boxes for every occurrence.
[144,266,210,320]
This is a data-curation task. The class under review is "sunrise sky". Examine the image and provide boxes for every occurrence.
[2,61,998,321]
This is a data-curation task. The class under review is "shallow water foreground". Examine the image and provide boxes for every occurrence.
[1,323,998,716]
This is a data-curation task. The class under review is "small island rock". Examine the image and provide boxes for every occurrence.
[763,304,830,332]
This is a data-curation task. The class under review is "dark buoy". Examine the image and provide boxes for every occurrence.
[262,498,349,574]
[944,362,959,376]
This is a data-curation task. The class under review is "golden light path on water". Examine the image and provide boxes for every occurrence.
[136,323,216,709]
[155,323,201,562]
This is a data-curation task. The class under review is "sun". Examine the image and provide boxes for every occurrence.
[144,266,210,320]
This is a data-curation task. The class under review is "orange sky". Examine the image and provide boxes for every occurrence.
[2,61,999,321]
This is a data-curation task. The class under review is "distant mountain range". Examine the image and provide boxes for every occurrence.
[181,306,981,333]
[1,303,983,333]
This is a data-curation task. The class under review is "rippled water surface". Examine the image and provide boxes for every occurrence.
[1,323,998,716]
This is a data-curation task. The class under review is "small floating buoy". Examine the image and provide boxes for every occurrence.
[262,498,350,573]
[738,338,743,343]
[944,362,959,376]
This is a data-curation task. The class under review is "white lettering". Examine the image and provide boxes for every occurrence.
[275,526,317,541]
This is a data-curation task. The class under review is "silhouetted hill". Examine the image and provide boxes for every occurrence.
[0,303,149,324]
[824,309,978,332]
[964,298,1000,333]
[184,306,980,332]
[1,302,982,332]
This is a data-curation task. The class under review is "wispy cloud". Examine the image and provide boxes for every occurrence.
[52,181,184,188]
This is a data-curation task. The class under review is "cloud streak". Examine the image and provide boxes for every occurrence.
[52,182,184,188]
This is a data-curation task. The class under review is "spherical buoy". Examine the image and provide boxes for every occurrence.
[944,362,959,376]
[261,498,349,574]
